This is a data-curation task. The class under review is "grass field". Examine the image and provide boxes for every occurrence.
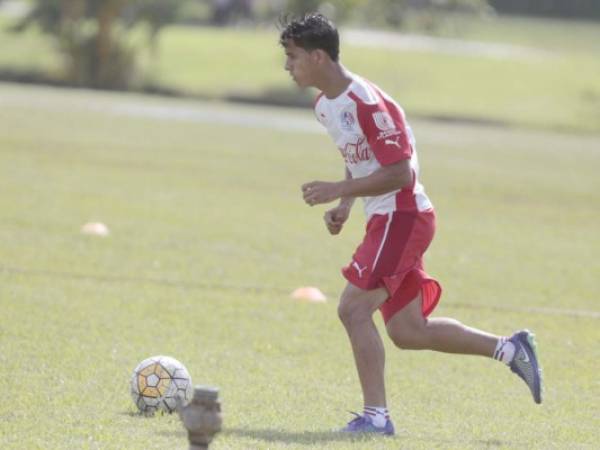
[1,81,599,449]
[1,14,600,133]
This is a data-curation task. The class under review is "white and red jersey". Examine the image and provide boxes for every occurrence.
[314,74,432,219]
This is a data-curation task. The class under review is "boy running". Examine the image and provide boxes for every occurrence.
[279,13,543,435]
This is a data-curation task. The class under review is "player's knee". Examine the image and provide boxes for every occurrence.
[338,294,370,328]
[337,299,358,328]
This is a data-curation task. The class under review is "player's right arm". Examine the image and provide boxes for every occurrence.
[324,168,355,235]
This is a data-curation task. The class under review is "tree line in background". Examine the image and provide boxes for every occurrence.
[489,0,600,19]
[286,0,491,27]
[4,0,597,91]
[6,0,493,90]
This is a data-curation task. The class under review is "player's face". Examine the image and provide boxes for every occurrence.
[284,40,317,88]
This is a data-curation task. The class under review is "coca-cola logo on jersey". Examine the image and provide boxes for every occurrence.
[340,137,371,165]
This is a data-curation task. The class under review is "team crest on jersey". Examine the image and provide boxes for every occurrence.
[372,111,395,131]
[340,111,356,130]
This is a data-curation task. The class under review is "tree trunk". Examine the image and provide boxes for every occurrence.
[60,0,85,84]
[96,0,124,87]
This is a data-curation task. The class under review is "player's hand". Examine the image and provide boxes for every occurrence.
[301,181,343,206]
[324,204,351,235]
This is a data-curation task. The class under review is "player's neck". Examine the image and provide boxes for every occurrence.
[318,63,353,99]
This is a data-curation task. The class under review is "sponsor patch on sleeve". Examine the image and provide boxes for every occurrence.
[372,111,403,143]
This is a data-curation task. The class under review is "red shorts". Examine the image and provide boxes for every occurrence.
[342,209,442,324]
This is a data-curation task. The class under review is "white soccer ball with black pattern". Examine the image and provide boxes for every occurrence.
[130,355,193,415]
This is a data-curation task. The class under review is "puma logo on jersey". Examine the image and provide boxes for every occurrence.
[352,261,368,278]
[385,137,402,149]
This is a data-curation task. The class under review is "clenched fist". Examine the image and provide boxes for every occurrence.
[323,204,351,235]
[301,181,343,206]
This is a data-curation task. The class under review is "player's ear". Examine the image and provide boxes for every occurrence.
[313,49,329,65]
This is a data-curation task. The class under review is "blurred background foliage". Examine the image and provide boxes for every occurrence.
[0,0,518,89]
[9,0,184,88]
[0,0,599,132]
[489,0,600,19]
[4,0,598,90]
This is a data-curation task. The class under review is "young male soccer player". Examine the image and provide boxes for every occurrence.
[279,14,543,435]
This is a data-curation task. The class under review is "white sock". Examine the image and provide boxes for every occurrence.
[493,337,516,365]
[364,406,389,428]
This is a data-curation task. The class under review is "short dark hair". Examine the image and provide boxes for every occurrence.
[279,13,339,62]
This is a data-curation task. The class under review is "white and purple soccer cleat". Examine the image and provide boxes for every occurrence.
[508,330,543,404]
[339,412,395,436]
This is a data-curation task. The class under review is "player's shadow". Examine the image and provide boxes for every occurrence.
[223,427,383,444]
[159,427,389,444]
[160,428,508,447]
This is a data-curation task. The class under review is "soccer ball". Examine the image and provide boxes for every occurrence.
[130,355,193,415]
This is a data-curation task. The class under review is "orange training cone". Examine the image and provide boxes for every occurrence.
[291,286,327,303]
[81,222,110,237]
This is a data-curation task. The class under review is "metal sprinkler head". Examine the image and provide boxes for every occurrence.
[178,386,222,450]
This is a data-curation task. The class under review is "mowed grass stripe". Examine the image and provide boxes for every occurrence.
[2,265,599,320]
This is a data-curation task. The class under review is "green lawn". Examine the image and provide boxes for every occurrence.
[1,14,600,133]
[0,82,599,449]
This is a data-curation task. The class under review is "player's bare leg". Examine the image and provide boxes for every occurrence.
[386,292,543,403]
[385,292,498,355]
[338,283,388,405]
[337,283,394,434]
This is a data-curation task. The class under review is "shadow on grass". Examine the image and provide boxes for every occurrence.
[160,427,387,445]
[223,427,380,444]
[160,427,510,447]
[120,410,181,419]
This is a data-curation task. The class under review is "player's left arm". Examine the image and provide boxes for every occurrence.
[340,160,412,197]
[302,160,411,206]
[303,96,414,206]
